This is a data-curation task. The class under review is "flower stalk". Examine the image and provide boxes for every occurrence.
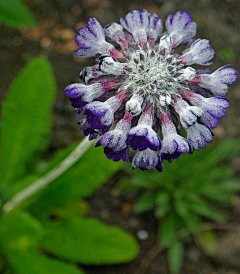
[3,136,94,213]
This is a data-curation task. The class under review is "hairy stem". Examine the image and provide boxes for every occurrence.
[3,137,94,213]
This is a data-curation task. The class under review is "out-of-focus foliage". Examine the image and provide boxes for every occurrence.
[0,0,36,28]
[0,57,56,187]
[26,145,122,219]
[120,139,240,273]
[218,48,237,62]
[0,57,139,274]
[41,217,139,264]
[0,211,85,274]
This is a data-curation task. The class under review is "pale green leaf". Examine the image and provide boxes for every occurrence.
[195,230,218,256]
[0,210,43,251]
[40,217,140,264]
[167,241,184,274]
[0,0,36,28]
[0,57,56,186]
[0,211,85,274]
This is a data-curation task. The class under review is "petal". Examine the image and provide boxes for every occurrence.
[120,9,149,46]
[132,148,162,171]
[165,11,197,48]
[180,39,215,65]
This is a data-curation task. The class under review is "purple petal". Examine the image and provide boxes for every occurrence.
[180,39,215,66]
[200,113,219,130]
[65,83,86,99]
[147,12,163,43]
[104,22,128,48]
[120,9,149,46]
[165,11,197,48]
[212,65,239,85]
[75,17,115,58]
[187,123,213,150]
[104,146,129,162]
[127,125,161,151]
[161,151,182,162]
[132,149,162,171]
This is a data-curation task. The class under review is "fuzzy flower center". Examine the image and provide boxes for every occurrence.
[125,44,186,107]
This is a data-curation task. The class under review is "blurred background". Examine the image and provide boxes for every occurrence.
[0,0,240,274]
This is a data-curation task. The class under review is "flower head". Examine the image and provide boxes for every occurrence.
[65,10,238,171]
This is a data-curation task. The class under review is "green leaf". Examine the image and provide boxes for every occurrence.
[0,0,36,28]
[174,197,189,218]
[40,217,140,264]
[0,210,43,251]
[155,191,171,218]
[27,145,121,218]
[0,252,4,272]
[190,197,226,222]
[3,250,85,274]
[167,241,184,274]
[182,213,200,234]
[0,57,56,187]
[0,211,85,274]
[160,212,179,248]
[134,192,155,213]
[200,139,240,169]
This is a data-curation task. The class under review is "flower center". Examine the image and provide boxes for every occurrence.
[125,44,184,107]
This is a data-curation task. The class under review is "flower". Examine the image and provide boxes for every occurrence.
[65,10,238,171]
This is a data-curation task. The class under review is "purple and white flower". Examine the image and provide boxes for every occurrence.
[186,122,213,150]
[188,65,238,96]
[165,11,197,49]
[179,39,215,66]
[95,112,133,161]
[127,107,161,151]
[132,148,163,172]
[66,9,238,171]
[160,111,190,161]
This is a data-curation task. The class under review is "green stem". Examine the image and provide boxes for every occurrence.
[2,137,94,213]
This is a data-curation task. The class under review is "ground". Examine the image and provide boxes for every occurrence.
[1,0,240,273]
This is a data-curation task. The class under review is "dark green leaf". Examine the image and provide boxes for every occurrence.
[134,192,155,213]
[0,57,56,187]
[167,241,184,274]
[40,217,139,264]
[3,250,85,274]
[0,0,36,28]
[27,145,121,218]
[0,252,4,272]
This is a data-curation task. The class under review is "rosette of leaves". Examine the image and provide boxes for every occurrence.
[121,139,240,273]
[0,57,139,274]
